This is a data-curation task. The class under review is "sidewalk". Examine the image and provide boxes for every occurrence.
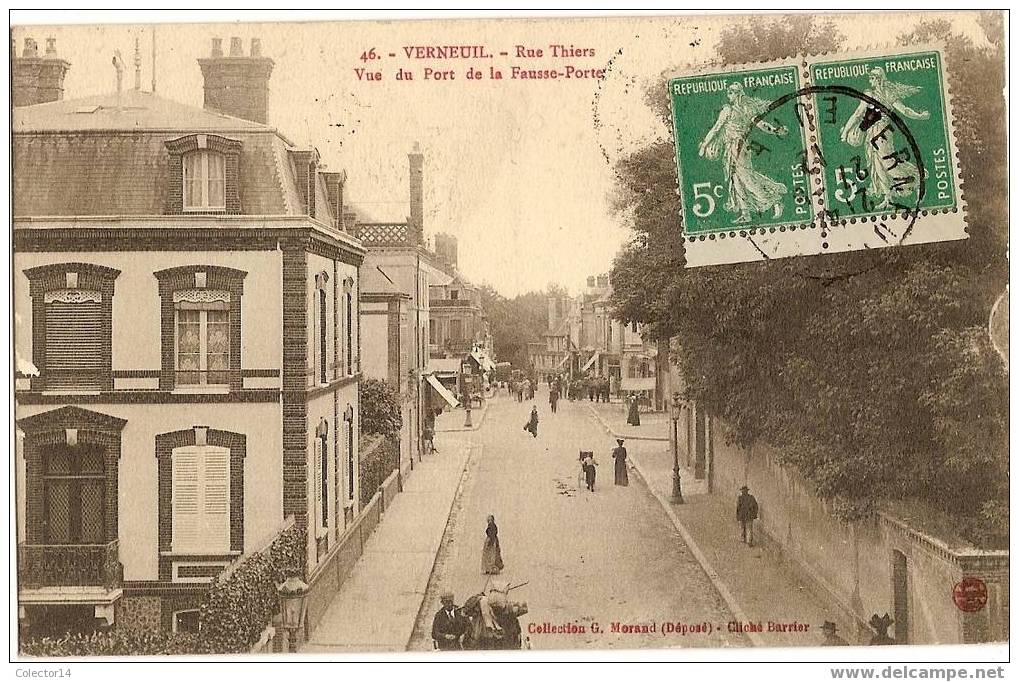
[585,400,670,441]
[302,432,474,652]
[434,399,489,433]
[587,404,835,648]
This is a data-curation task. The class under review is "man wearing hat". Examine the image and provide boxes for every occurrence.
[736,485,759,546]
[431,590,467,650]
[821,620,849,646]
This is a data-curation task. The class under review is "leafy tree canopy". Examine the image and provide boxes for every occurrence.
[610,14,1007,547]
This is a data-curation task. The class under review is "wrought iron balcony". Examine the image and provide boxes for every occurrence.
[18,540,122,590]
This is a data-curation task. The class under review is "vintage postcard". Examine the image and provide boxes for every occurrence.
[8,10,1008,666]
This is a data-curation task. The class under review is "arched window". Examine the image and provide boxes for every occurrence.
[183,150,226,211]
[315,272,329,385]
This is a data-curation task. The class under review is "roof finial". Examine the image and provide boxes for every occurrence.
[112,49,124,94]
[134,35,142,91]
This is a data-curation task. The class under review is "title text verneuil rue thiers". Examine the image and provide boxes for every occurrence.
[353,44,606,82]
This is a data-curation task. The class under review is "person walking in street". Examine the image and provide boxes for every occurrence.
[549,387,559,414]
[523,406,539,438]
[524,378,533,401]
[515,381,523,403]
[612,438,629,486]
[482,515,504,575]
[431,590,467,650]
[821,620,849,646]
[626,395,641,426]
[581,451,598,491]
[736,485,759,546]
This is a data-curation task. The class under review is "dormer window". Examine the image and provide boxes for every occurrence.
[184,151,226,211]
[165,134,242,215]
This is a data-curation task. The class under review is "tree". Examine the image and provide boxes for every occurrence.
[360,377,402,438]
[479,284,554,370]
[610,15,1007,546]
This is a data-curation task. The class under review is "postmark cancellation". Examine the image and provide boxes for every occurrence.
[669,46,965,267]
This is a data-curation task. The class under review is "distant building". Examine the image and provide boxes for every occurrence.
[356,146,456,468]
[14,36,363,635]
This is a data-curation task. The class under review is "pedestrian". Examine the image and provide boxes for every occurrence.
[524,378,533,401]
[626,395,641,426]
[602,378,610,403]
[612,438,629,486]
[588,379,595,401]
[523,406,539,438]
[550,388,559,414]
[868,613,895,646]
[482,514,504,575]
[431,590,467,650]
[581,451,598,491]
[821,620,849,646]
[515,381,523,403]
[736,485,759,546]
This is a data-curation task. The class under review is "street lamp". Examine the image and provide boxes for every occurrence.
[670,393,684,504]
[277,569,309,653]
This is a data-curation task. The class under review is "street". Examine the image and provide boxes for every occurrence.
[408,388,741,650]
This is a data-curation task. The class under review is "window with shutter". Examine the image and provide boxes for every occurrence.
[44,291,103,391]
[171,446,230,553]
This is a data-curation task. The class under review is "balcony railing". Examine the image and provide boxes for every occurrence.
[430,298,475,307]
[19,540,122,590]
[352,222,414,246]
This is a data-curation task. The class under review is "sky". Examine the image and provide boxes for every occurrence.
[11,11,992,296]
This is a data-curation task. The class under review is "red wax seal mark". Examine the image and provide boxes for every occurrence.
[952,577,988,613]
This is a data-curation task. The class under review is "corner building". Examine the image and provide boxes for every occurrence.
[13,37,363,634]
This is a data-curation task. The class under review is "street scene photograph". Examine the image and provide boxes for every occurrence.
[7,9,1009,671]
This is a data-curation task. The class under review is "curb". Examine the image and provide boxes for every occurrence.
[405,437,478,650]
[586,405,765,647]
[581,404,669,442]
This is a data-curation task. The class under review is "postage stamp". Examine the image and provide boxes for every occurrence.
[670,46,966,267]
[811,50,957,220]
[669,65,813,235]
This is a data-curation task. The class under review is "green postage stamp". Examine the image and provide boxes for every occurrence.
[669,47,965,267]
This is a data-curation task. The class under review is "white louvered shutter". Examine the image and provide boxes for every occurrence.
[173,446,230,553]
[203,448,231,553]
[172,450,202,552]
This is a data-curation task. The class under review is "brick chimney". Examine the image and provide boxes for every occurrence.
[12,37,70,107]
[408,143,424,245]
[198,37,274,124]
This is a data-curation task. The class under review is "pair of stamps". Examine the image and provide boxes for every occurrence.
[669,48,965,267]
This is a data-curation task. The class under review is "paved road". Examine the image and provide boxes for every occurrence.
[409,389,742,651]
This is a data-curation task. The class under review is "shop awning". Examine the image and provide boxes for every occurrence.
[471,350,496,372]
[427,358,462,375]
[621,377,657,391]
[426,373,460,408]
[582,352,599,372]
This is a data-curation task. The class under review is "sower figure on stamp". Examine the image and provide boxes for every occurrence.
[736,485,759,546]
[698,82,789,224]
[840,67,929,211]
[431,590,467,650]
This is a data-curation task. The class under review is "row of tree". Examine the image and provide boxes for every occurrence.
[609,15,1007,547]
[478,284,568,371]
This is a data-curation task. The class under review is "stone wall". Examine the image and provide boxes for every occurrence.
[708,420,1009,644]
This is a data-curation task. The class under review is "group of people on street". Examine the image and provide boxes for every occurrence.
[578,439,629,492]
[430,514,520,650]
[512,378,534,402]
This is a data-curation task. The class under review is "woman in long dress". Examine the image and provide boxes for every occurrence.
[699,82,789,224]
[612,439,629,486]
[523,406,539,438]
[482,515,504,575]
[626,395,641,426]
[840,67,930,211]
